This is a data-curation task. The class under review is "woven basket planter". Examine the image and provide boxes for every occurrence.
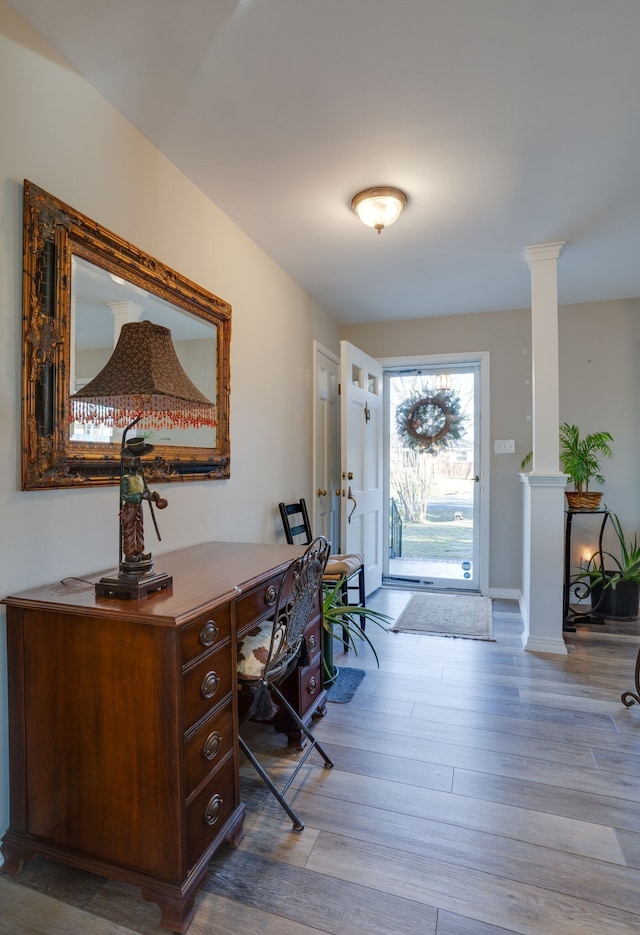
[565,491,603,510]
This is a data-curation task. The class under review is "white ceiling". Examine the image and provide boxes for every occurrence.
[9,0,640,324]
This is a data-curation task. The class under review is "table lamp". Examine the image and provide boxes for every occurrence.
[70,320,217,599]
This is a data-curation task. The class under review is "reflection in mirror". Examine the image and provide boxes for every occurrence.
[70,256,217,448]
[21,180,231,489]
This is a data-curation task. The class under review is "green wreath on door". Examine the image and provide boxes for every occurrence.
[395,387,464,454]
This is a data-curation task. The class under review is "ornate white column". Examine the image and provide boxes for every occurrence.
[520,242,567,654]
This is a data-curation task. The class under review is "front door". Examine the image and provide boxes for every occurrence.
[383,356,487,592]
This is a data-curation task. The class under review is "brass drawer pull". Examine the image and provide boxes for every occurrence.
[199,620,219,648]
[264,585,277,607]
[307,676,318,695]
[200,671,220,699]
[202,731,222,761]
[204,794,223,826]
[308,634,317,653]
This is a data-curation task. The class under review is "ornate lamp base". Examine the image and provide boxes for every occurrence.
[95,569,173,599]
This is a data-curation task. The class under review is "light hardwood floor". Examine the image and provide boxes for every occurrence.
[2,593,640,934]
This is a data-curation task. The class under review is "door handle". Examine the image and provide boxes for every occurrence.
[347,486,357,524]
[317,488,327,496]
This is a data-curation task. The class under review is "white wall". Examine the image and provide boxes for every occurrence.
[558,298,640,521]
[0,2,339,842]
[558,298,640,565]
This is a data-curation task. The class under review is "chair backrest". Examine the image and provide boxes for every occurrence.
[264,536,330,684]
[279,499,313,546]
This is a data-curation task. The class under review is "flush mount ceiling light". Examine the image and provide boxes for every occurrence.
[351,186,408,234]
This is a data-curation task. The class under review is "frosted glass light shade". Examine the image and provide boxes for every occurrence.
[351,187,407,232]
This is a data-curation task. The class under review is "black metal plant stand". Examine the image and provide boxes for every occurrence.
[563,508,610,632]
[621,650,640,707]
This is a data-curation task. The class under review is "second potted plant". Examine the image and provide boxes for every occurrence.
[521,423,614,510]
[321,580,391,685]
[573,513,640,620]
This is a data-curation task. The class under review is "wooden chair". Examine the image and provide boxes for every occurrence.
[279,499,366,650]
[236,537,334,832]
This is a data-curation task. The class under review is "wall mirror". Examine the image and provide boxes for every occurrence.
[21,180,231,489]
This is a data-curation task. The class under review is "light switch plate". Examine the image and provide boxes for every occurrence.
[494,439,515,454]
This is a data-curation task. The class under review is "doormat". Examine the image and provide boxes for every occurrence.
[391,592,494,641]
[327,667,366,703]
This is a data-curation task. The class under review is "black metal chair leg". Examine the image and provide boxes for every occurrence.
[358,565,366,630]
[340,577,349,651]
[270,684,334,770]
[238,735,305,831]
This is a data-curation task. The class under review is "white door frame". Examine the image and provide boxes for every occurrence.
[312,341,341,551]
[380,352,490,597]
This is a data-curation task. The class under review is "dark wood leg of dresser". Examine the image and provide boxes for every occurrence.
[276,723,309,749]
[272,687,328,748]
[140,884,198,934]
[314,700,328,717]
[144,805,246,930]
[225,804,246,847]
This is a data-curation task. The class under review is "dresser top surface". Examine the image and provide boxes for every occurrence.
[3,540,305,625]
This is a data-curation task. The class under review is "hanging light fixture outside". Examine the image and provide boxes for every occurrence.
[351,186,407,234]
[435,372,452,394]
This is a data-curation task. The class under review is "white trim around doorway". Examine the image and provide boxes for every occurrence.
[379,352,490,597]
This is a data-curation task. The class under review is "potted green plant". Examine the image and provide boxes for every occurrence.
[572,513,640,620]
[321,580,391,685]
[521,423,614,510]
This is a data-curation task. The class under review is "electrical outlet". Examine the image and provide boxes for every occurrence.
[494,439,515,454]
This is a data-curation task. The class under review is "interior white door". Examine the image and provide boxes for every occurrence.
[312,342,341,552]
[340,340,384,594]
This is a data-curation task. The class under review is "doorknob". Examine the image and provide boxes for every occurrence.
[317,488,327,496]
[335,489,343,497]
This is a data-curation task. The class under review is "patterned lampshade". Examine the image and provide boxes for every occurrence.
[69,320,216,429]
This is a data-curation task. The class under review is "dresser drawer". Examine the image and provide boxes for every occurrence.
[280,653,323,720]
[299,655,323,718]
[184,700,233,796]
[305,611,322,656]
[186,752,236,870]
[181,604,232,665]
[236,574,283,634]
[182,643,233,731]
[306,626,320,658]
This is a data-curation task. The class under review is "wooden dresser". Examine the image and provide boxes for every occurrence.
[0,541,326,932]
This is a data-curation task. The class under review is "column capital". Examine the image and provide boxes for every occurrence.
[523,242,566,268]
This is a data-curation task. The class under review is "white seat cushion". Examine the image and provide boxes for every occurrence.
[324,553,363,577]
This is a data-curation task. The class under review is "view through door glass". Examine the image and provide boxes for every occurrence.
[385,364,479,590]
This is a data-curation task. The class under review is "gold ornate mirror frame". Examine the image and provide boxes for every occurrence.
[21,181,231,489]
